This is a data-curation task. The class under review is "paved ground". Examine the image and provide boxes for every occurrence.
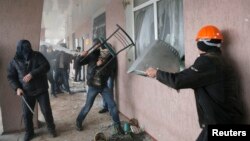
[0,81,153,141]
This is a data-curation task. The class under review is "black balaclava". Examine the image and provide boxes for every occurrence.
[197,39,222,53]
[16,40,33,61]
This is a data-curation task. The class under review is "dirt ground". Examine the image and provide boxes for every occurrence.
[0,81,153,141]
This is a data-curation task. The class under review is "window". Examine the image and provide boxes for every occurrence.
[93,13,106,39]
[134,0,150,7]
[133,0,184,63]
[134,4,154,57]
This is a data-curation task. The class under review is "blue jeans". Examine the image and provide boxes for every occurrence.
[103,77,114,109]
[76,86,120,124]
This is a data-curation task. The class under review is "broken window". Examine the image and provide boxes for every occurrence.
[157,0,184,60]
[134,4,154,57]
[132,0,184,71]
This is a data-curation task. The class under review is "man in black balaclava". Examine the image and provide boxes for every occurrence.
[7,40,57,141]
[145,25,244,141]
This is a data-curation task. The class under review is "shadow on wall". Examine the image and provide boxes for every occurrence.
[222,30,248,123]
[0,107,3,134]
[0,45,3,134]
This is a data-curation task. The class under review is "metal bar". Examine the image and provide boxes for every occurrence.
[116,44,134,55]
[96,57,116,75]
[116,31,130,46]
[79,43,102,63]
[97,46,133,75]
[116,24,135,46]
[114,34,127,48]
[103,42,116,56]
[105,28,120,43]
[21,96,34,114]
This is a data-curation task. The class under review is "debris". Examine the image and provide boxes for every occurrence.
[95,132,107,141]
[129,118,139,127]
[130,125,141,134]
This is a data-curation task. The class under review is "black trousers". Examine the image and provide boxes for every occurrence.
[47,71,56,95]
[74,67,82,81]
[22,91,55,134]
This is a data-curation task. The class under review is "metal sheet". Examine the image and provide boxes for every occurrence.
[127,40,180,76]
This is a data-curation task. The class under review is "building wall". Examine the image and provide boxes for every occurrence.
[106,0,199,141]
[106,0,250,141]
[74,20,92,49]
[0,0,44,133]
[184,0,250,122]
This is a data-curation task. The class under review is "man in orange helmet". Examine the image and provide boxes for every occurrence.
[145,25,244,141]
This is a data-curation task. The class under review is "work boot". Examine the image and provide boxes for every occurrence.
[98,108,108,114]
[23,132,35,141]
[76,120,83,131]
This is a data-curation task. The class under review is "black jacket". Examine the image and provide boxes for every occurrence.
[55,51,72,70]
[156,51,243,126]
[78,49,113,88]
[7,51,50,96]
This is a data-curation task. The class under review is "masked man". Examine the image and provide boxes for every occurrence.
[7,40,57,141]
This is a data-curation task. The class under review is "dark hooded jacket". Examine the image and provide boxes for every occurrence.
[156,50,243,126]
[78,49,113,88]
[7,40,50,96]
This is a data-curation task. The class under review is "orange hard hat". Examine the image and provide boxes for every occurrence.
[196,25,223,41]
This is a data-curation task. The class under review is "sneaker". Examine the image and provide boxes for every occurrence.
[24,132,35,141]
[49,130,57,138]
[98,108,108,114]
[76,120,83,131]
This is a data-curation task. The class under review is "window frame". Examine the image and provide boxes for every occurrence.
[132,0,161,44]
[132,0,185,69]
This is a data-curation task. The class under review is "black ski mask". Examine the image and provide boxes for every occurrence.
[197,39,222,52]
[16,40,33,61]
